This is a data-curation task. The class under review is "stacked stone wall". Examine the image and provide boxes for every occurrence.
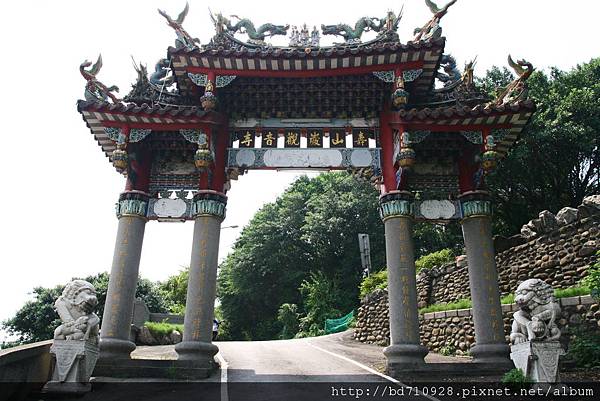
[415,214,599,308]
[355,289,600,355]
[357,197,600,352]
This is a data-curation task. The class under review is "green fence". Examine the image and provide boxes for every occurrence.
[324,311,354,334]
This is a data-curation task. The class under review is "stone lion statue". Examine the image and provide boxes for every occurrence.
[510,278,561,344]
[53,280,100,343]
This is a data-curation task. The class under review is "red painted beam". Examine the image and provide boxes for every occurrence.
[379,111,397,194]
[101,121,222,130]
[389,122,514,131]
[211,124,229,193]
[125,147,152,192]
[458,146,479,194]
[185,61,424,79]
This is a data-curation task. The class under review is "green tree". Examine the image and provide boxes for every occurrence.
[159,267,189,313]
[217,172,465,340]
[483,59,600,234]
[2,272,168,346]
[217,173,380,340]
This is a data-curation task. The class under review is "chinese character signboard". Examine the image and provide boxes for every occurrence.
[261,130,278,148]
[329,129,346,148]
[285,130,301,147]
[307,129,323,148]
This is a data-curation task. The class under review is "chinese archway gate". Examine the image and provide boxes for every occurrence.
[78,1,535,378]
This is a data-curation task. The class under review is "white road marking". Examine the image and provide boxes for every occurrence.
[216,352,229,401]
[307,342,439,401]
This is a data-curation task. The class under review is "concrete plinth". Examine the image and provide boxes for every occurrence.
[175,191,226,369]
[100,192,149,360]
[459,191,511,365]
[380,191,428,371]
[43,340,99,394]
[510,341,565,383]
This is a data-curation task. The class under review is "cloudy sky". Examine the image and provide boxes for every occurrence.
[0,0,598,341]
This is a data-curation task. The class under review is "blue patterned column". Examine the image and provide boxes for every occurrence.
[175,191,226,369]
[380,191,428,373]
[100,191,149,360]
[459,191,510,365]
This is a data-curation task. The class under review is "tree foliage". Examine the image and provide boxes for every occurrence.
[359,270,388,299]
[2,272,168,346]
[158,268,189,313]
[483,59,600,234]
[277,303,299,339]
[217,172,463,340]
[415,248,455,272]
[218,173,382,340]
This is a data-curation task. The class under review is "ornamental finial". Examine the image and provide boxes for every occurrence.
[493,55,534,105]
[80,55,120,104]
[413,0,458,42]
[158,2,200,49]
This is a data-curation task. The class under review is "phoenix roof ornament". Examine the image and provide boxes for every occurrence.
[158,2,200,50]
[494,55,534,105]
[413,0,457,42]
[79,55,120,104]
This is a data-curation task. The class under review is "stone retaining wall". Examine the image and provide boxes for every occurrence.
[355,289,600,355]
[415,213,599,308]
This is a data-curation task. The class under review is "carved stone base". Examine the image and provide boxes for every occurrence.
[43,340,99,394]
[471,343,512,365]
[384,343,429,371]
[510,341,565,383]
[175,341,218,369]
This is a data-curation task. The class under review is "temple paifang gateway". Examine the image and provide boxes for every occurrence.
[78,1,535,377]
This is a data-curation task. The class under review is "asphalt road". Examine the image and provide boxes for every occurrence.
[74,332,447,401]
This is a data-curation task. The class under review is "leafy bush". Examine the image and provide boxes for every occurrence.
[294,324,325,339]
[144,321,184,338]
[415,249,455,272]
[582,251,600,299]
[359,269,388,298]
[419,299,471,314]
[296,272,341,337]
[440,345,456,356]
[501,368,532,390]
[566,328,600,368]
[277,303,299,339]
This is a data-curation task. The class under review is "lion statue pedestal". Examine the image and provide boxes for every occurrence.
[510,340,564,384]
[43,280,100,394]
[509,279,565,383]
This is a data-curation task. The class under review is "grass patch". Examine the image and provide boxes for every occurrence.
[555,286,590,298]
[419,298,471,314]
[417,285,589,316]
[144,321,184,338]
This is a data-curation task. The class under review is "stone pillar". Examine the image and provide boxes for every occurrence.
[175,191,226,369]
[99,191,149,360]
[459,190,511,364]
[380,191,428,372]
